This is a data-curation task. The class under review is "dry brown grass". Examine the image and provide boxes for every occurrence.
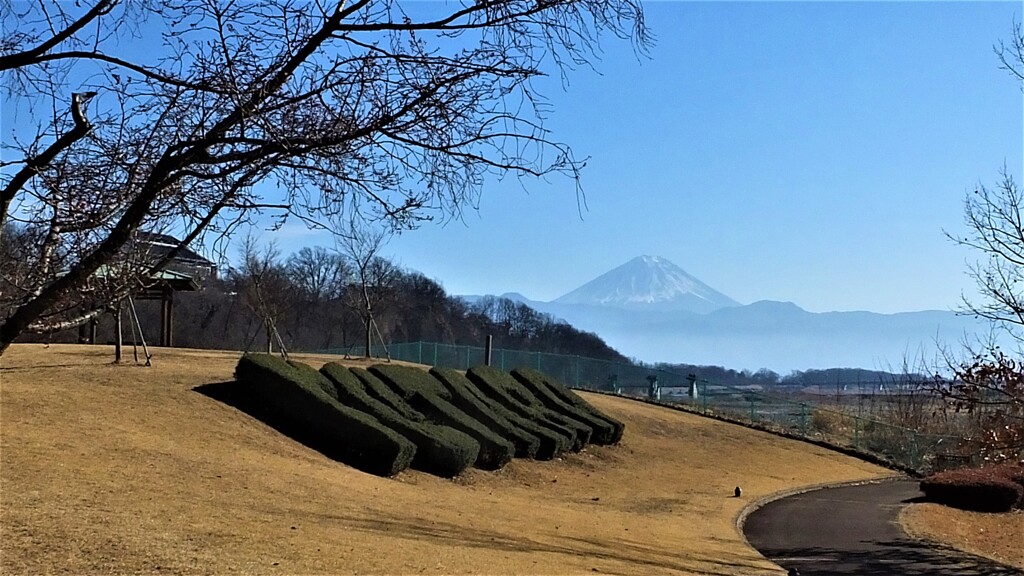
[1,344,893,575]
[900,503,1024,569]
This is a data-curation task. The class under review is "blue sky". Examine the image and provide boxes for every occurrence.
[321,0,1022,315]
[5,1,1021,315]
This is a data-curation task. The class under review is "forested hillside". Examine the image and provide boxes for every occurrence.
[7,242,629,363]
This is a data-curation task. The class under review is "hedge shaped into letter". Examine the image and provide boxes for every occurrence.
[510,367,623,445]
[429,367,541,459]
[233,354,415,477]
[369,364,515,471]
[320,363,479,478]
[466,365,575,458]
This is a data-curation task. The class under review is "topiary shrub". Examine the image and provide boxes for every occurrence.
[369,364,452,400]
[510,367,620,445]
[430,367,541,459]
[467,365,593,450]
[320,363,479,478]
[920,467,1024,512]
[466,365,576,456]
[367,365,515,470]
[321,363,422,423]
[461,366,592,451]
[232,354,415,477]
[510,366,624,444]
[340,364,424,421]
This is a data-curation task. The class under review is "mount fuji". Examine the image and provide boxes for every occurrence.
[461,255,992,372]
[554,255,739,313]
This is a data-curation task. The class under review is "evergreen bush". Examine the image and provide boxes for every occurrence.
[511,367,622,445]
[368,366,515,470]
[369,364,452,400]
[429,367,541,459]
[467,366,586,447]
[510,366,624,444]
[233,354,415,477]
[320,363,479,477]
[343,364,425,421]
[466,366,574,457]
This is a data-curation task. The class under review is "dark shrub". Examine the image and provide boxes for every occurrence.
[320,364,479,478]
[369,364,452,400]
[532,409,591,451]
[990,463,1024,507]
[368,366,515,470]
[321,363,424,421]
[466,366,576,456]
[920,467,1024,512]
[232,354,415,477]
[511,366,624,444]
[430,367,541,459]
[511,367,619,445]
[469,367,593,450]
[343,365,424,421]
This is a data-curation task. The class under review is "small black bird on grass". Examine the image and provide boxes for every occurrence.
[734,486,742,497]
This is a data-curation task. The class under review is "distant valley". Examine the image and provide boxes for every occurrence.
[462,256,993,372]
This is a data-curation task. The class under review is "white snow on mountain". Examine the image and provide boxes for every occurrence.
[553,255,739,313]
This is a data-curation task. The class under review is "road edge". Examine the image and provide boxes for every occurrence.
[733,474,909,569]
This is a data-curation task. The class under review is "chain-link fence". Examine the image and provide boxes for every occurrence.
[319,341,978,473]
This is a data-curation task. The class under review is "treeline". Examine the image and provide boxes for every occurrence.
[651,362,912,389]
[13,242,628,364]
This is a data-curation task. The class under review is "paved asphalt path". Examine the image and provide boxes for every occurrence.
[743,479,1023,576]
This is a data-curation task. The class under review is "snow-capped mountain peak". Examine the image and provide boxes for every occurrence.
[554,256,739,313]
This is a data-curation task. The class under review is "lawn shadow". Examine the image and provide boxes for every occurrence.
[759,540,1024,576]
[298,506,771,576]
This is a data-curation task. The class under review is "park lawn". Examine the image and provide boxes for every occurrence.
[1,344,892,575]
[901,503,1024,569]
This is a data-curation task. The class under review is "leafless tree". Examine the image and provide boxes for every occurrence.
[337,222,396,358]
[286,246,347,304]
[232,236,293,354]
[939,24,1024,461]
[0,0,649,354]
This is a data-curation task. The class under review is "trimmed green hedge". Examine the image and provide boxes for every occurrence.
[538,370,625,443]
[920,466,1024,512]
[369,364,452,400]
[430,367,541,459]
[345,364,425,421]
[233,354,415,477]
[466,366,574,458]
[541,411,592,451]
[320,363,479,478]
[366,366,515,471]
[467,365,587,448]
[511,367,623,445]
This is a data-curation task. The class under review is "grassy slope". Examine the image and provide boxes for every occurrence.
[1,344,891,575]
[900,504,1024,569]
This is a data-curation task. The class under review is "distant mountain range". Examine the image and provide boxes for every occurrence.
[554,255,739,313]
[462,256,994,372]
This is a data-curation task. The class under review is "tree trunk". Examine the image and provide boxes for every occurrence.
[113,303,123,364]
[364,312,372,359]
